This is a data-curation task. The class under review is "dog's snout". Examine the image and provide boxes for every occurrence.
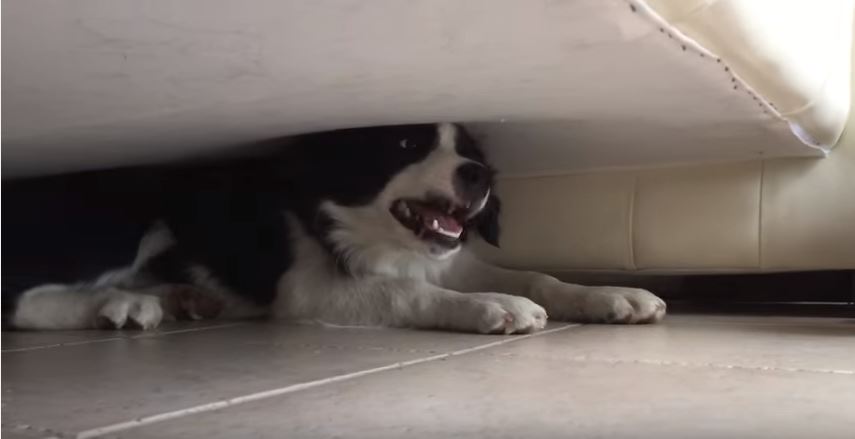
[457,162,489,186]
[454,162,491,201]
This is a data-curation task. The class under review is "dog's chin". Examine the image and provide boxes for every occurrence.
[389,196,470,258]
[425,241,462,259]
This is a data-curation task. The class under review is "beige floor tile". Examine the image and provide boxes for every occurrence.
[121,348,855,439]
[0,426,59,439]
[486,314,855,373]
[2,321,555,435]
[4,314,853,439]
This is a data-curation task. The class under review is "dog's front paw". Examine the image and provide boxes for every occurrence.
[469,293,548,334]
[96,290,164,330]
[579,287,666,324]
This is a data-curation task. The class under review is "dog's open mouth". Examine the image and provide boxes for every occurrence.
[390,197,468,248]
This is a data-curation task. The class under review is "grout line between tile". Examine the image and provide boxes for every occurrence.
[493,352,855,376]
[129,322,248,340]
[1,337,128,354]
[662,319,854,328]
[2,323,247,353]
[74,324,581,439]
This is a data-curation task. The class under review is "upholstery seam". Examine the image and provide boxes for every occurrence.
[628,174,638,271]
[758,160,765,269]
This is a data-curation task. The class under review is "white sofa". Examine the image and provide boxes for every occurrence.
[3,0,854,273]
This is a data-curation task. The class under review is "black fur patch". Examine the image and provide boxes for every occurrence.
[474,194,502,247]
[2,123,499,309]
[454,126,501,247]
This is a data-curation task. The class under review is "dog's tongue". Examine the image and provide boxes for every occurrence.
[411,204,463,235]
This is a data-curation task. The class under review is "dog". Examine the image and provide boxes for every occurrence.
[3,123,665,333]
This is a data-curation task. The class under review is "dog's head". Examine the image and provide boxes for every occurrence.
[308,123,500,266]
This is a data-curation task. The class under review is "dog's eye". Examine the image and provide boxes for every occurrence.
[399,139,417,149]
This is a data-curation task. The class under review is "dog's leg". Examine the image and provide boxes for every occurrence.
[10,284,165,330]
[439,250,666,324]
[138,284,225,322]
[368,280,548,334]
[9,282,236,330]
[279,277,546,334]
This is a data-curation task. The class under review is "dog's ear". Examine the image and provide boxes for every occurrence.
[474,194,501,247]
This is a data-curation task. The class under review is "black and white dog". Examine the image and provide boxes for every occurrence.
[3,123,665,333]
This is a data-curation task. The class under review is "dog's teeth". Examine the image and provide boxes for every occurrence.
[437,227,462,239]
[403,206,411,217]
[431,219,439,230]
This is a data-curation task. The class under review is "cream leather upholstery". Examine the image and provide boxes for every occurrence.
[762,130,855,270]
[3,1,852,271]
[487,138,855,272]
[646,0,854,149]
[486,36,855,273]
[3,0,849,177]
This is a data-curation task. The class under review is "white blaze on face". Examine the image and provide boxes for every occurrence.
[437,122,457,151]
[323,123,478,268]
[376,123,467,211]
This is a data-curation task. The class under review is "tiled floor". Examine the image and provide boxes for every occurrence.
[2,313,854,439]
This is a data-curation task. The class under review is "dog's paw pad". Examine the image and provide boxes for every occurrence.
[97,291,163,330]
[585,288,666,324]
[476,295,548,334]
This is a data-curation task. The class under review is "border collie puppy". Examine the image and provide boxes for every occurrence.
[3,123,665,333]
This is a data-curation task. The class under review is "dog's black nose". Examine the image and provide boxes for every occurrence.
[454,162,491,201]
